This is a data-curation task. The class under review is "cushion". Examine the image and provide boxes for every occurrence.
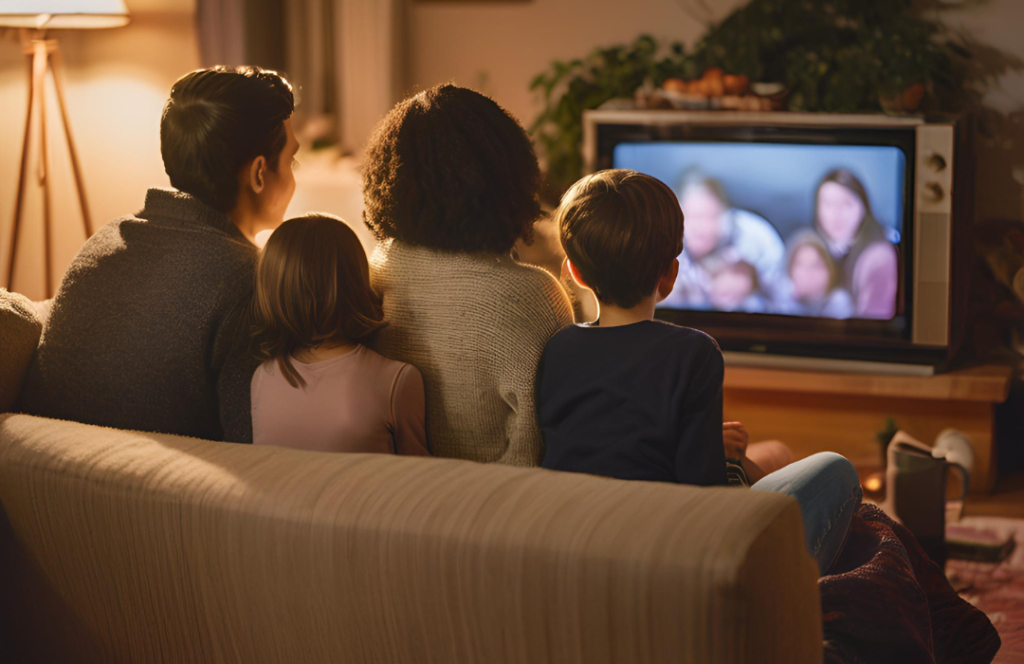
[0,289,42,413]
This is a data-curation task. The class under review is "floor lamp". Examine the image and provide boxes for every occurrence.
[0,1,130,297]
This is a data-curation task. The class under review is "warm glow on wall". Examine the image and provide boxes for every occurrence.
[0,0,133,297]
[0,3,201,300]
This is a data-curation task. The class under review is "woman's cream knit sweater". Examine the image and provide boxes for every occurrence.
[369,240,574,466]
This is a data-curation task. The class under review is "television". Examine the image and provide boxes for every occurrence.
[582,110,973,375]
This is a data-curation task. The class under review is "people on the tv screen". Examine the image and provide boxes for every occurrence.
[813,169,898,320]
[660,168,899,321]
[662,173,785,312]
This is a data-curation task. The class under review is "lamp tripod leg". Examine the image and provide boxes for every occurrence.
[4,51,36,292]
[33,41,54,298]
[50,47,93,238]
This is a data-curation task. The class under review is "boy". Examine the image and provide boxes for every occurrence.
[538,169,761,485]
[537,170,861,573]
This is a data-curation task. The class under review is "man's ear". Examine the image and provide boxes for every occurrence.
[248,156,267,194]
[565,258,590,290]
[656,258,679,301]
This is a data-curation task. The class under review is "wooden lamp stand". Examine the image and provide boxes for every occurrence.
[5,29,93,297]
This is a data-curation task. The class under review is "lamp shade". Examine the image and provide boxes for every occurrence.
[0,0,130,29]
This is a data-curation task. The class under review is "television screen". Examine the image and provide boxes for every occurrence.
[612,142,906,321]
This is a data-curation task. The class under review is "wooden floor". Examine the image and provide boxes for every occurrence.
[965,471,1024,519]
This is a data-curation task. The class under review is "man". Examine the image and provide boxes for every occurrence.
[19,66,299,443]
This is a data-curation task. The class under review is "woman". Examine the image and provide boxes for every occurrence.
[362,85,573,466]
[813,169,898,319]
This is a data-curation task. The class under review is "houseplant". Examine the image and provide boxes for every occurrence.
[527,35,692,203]
[529,0,1020,195]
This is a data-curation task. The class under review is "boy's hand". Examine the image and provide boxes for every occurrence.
[723,421,749,460]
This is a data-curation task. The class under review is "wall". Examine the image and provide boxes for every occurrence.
[408,0,1024,221]
[408,0,744,130]
[941,0,1024,222]
[0,0,201,301]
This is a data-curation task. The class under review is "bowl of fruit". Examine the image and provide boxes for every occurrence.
[648,68,780,112]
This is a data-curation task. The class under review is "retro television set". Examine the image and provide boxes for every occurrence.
[582,110,973,375]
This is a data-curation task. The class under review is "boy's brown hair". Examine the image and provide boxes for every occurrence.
[555,169,684,308]
[252,214,386,388]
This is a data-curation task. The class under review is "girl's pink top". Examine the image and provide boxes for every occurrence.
[251,344,430,456]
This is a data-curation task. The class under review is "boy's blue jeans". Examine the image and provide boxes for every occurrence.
[751,452,862,575]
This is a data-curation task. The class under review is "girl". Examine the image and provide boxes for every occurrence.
[707,259,767,313]
[813,169,898,319]
[778,230,854,319]
[250,214,429,456]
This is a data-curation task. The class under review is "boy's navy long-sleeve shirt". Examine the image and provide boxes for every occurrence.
[537,320,728,487]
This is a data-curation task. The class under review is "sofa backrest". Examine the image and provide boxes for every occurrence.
[0,414,822,664]
[0,290,42,413]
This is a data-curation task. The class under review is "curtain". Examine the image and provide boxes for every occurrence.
[283,0,337,126]
[195,0,246,69]
[336,0,408,155]
[196,0,407,154]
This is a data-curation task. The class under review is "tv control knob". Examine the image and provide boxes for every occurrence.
[926,153,948,172]
[923,182,944,204]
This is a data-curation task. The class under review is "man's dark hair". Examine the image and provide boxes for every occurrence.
[160,66,295,213]
[362,84,542,254]
[556,169,685,308]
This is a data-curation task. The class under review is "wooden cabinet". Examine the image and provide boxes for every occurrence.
[723,363,1014,493]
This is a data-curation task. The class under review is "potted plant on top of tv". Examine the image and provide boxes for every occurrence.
[528,0,1020,196]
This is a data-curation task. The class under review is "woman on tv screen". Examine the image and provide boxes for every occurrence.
[813,169,898,320]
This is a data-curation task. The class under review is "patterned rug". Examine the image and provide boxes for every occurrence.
[947,517,1024,664]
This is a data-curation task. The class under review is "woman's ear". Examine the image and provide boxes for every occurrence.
[248,156,267,194]
[565,258,590,290]
[656,258,679,301]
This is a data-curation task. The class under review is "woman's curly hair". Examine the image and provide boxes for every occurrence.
[362,84,542,254]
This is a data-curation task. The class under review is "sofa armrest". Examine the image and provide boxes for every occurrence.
[0,290,42,413]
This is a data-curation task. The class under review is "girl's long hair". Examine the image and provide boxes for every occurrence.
[252,214,386,388]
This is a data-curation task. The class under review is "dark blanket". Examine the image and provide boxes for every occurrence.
[821,504,1001,664]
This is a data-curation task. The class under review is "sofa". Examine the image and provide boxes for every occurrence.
[0,290,823,663]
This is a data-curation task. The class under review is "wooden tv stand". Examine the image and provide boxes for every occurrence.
[722,361,1014,494]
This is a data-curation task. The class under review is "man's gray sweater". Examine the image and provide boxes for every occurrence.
[19,189,259,443]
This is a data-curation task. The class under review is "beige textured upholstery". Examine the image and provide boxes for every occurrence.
[0,414,823,663]
[0,290,42,413]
